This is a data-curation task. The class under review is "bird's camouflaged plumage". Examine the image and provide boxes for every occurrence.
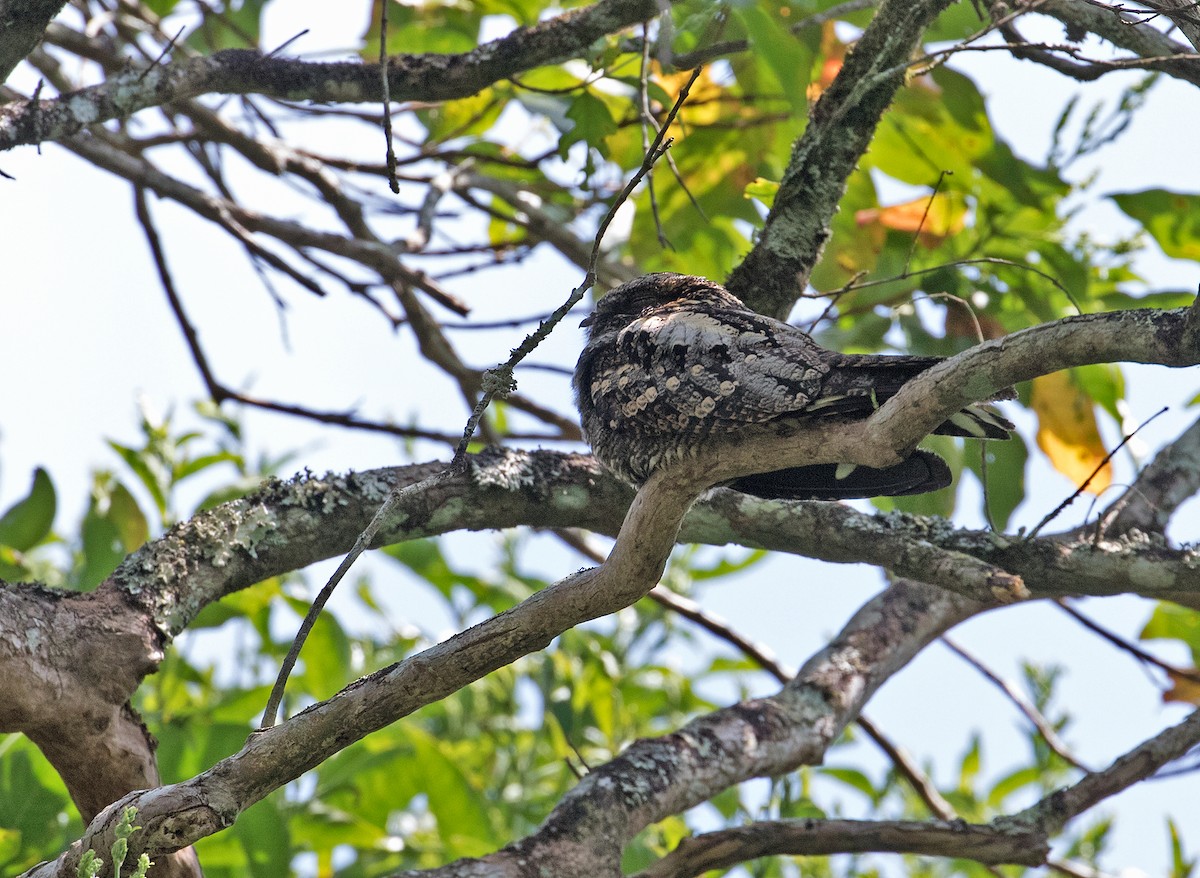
[573,273,1013,500]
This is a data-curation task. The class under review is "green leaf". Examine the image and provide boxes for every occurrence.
[186,0,265,52]
[1073,363,1125,423]
[0,828,20,870]
[79,515,124,591]
[142,0,181,17]
[106,482,149,551]
[0,468,56,552]
[1111,189,1200,260]
[362,0,481,56]
[744,176,780,207]
[1141,603,1200,666]
[419,88,504,143]
[174,451,241,482]
[819,767,882,804]
[108,440,168,518]
[1169,818,1198,878]
[232,799,290,878]
[987,765,1042,807]
[965,431,1029,532]
[958,734,982,792]
[405,726,500,855]
[734,5,812,114]
[558,91,618,158]
[0,735,78,871]
[925,2,987,41]
[685,548,767,581]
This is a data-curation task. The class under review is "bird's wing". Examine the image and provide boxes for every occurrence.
[583,305,832,434]
[582,302,1012,438]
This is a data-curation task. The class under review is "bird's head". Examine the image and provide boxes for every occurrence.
[580,273,745,338]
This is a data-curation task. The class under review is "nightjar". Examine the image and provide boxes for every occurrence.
[573,273,1013,500]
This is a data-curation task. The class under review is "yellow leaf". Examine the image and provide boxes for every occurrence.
[657,67,726,126]
[1030,371,1112,493]
[1164,668,1200,705]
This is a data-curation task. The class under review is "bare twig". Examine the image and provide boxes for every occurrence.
[902,170,951,276]
[137,26,186,83]
[378,0,400,195]
[857,715,958,819]
[260,468,451,727]
[639,22,671,249]
[1055,599,1200,685]
[941,636,1091,771]
[133,186,223,400]
[831,256,1082,316]
[1027,407,1169,539]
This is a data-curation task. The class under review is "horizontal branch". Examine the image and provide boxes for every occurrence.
[26,297,1200,660]
[24,460,704,878]
[635,817,1048,877]
[691,492,1200,602]
[1002,0,1200,86]
[0,0,675,151]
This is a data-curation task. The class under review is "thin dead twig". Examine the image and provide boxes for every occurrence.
[942,636,1091,771]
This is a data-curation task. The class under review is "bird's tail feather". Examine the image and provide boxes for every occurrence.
[730,449,952,501]
[933,404,1015,440]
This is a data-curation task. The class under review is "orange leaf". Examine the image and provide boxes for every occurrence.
[1164,668,1200,705]
[854,194,966,247]
[1030,372,1112,493]
[807,23,847,100]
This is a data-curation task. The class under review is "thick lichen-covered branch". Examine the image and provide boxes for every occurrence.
[0,0,677,151]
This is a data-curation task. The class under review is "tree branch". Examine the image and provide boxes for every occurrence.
[1033,0,1200,86]
[726,0,956,318]
[0,0,69,82]
[1002,707,1200,835]
[390,579,987,877]
[634,818,1047,877]
[0,0,679,151]
[629,706,1200,878]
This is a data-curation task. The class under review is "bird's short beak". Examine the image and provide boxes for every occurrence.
[580,312,596,328]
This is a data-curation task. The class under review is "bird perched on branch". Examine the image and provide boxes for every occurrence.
[573,273,1013,500]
